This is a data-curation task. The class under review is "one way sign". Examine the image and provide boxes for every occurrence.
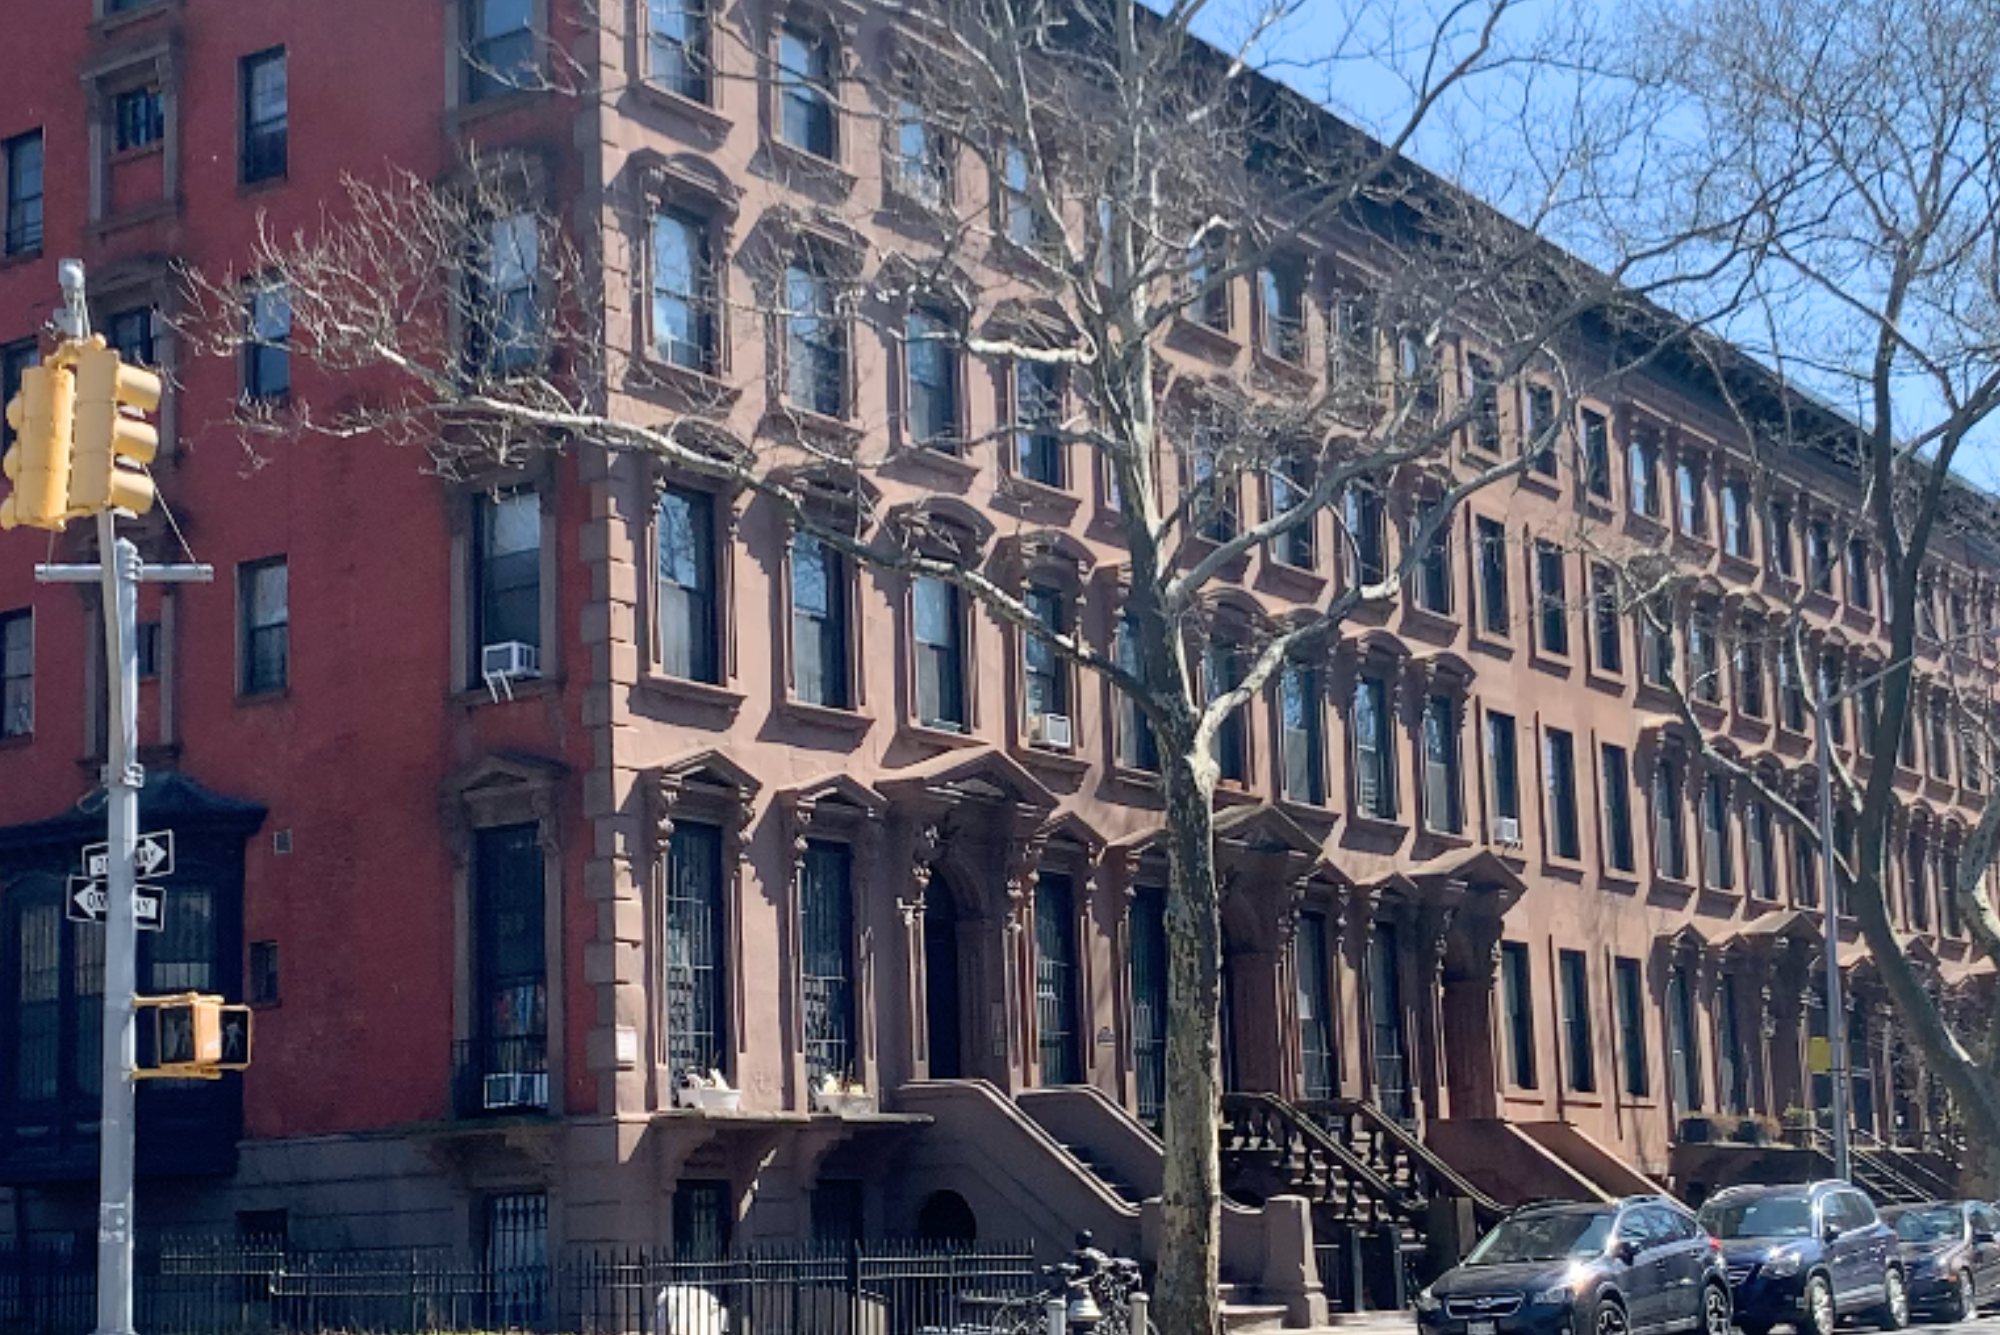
[66,877,164,932]
[82,830,174,881]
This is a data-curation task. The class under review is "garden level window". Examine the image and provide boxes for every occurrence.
[2,132,41,257]
[466,0,537,101]
[239,558,288,695]
[664,823,728,1079]
[784,261,846,418]
[651,211,716,374]
[240,49,287,184]
[1501,942,1537,1089]
[913,576,966,731]
[474,490,542,680]
[0,611,29,738]
[1296,913,1336,1102]
[778,27,837,160]
[648,0,710,103]
[790,533,848,709]
[656,487,719,684]
[1280,663,1325,805]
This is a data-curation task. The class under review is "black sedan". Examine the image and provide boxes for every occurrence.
[1880,1202,2000,1322]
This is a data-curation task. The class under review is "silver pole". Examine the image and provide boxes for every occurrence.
[1814,704,1851,1183]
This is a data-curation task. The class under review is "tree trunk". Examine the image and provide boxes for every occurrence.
[1156,747,1225,1335]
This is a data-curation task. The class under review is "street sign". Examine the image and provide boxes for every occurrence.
[82,830,173,881]
[65,877,163,932]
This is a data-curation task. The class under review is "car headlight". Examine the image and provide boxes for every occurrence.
[1532,1286,1574,1306]
[1763,1251,1802,1278]
[1414,1287,1440,1314]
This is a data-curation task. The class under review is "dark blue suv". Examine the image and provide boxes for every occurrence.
[1414,1197,1730,1335]
[1697,1181,1906,1335]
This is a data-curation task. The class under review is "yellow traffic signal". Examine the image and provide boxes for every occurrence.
[70,341,161,517]
[1,363,77,531]
[136,992,253,1079]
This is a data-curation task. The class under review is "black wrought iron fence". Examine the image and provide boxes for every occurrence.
[0,1238,1039,1335]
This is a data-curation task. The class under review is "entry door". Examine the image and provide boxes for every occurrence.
[923,890,962,1079]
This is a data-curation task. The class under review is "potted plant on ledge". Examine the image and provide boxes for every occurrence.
[813,1071,875,1116]
[675,1069,742,1112]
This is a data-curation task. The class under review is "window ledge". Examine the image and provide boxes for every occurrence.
[639,673,746,712]
[879,182,957,236]
[988,235,1064,279]
[91,0,180,38]
[1214,782,1261,808]
[1650,873,1697,899]
[1168,315,1242,362]
[1690,699,1729,727]
[1277,798,1339,832]
[1014,742,1090,778]
[1249,346,1315,388]
[1561,1093,1606,1108]
[0,733,32,753]
[1717,551,1757,579]
[453,676,562,709]
[448,86,548,131]
[86,198,179,242]
[1542,852,1587,875]
[1400,602,1458,638]
[1181,533,1249,577]
[1346,811,1408,839]
[776,697,873,734]
[630,80,733,139]
[897,444,980,483]
[1671,531,1715,560]
[761,405,862,449]
[1599,867,1641,889]
[1531,645,1575,674]
[994,474,1081,522]
[1517,467,1562,499]
[901,720,985,751]
[237,174,288,200]
[1418,828,1474,852]
[1699,882,1744,904]
[1584,665,1625,692]
[1580,489,1616,513]
[1840,606,1876,632]
[1257,555,1326,599]
[0,248,44,272]
[628,356,741,411]
[763,138,857,199]
[1802,589,1838,615]
[1623,511,1669,541]
[1470,627,1516,658]
[1106,764,1164,796]
[235,687,290,708]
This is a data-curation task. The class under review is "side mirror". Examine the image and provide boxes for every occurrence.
[1823,1225,1842,1244]
[1974,1231,1997,1245]
[1617,1240,1641,1265]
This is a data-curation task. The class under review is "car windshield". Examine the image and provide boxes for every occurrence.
[1889,1208,1962,1244]
[1699,1195,1813,1240]
[1464,1212,1615,1265]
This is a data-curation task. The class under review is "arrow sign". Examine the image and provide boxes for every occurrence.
[82,830,174,881]
[65,877,164,932]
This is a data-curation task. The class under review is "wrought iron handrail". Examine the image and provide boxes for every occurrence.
[1302,1098,1503,1226]
[1221,1092,1407,1222]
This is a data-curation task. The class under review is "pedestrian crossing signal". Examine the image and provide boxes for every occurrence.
[135,993,253,1079]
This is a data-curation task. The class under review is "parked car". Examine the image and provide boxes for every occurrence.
[1414,1196,1730,1335]
[1697,1181,1905,1335]
[1879,1201,2000,1321]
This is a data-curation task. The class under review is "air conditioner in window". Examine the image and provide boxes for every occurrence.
[1494,815,1523,847]
[1029,712,1074,751]
[483,1070,549,1110]
[481,641,542,702]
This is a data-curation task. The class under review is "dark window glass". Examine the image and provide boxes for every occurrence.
[800,840,854,1085]
[1779,646,1807,731]
[239,558,288,694]
[1487,711,1521,834]
[1819,653,1846,745]
[905,307,958,446]
[811,1180,864,1248]
[473,213,539,373]
[1690,614,1721,704]
[1354,675,1395,820]
[1281,663,1325,805]
[467,0,536,101]
[1642,601,1676,689]
[0,612,30,738]
[1767,501,1795,577]
[1615,956,1649,1097]
[113,88,164,152]
[474,824,548,1110]
[778,27,837,159]
[1717,974,1747,1113]
[1655,761,1687,880]
[784,262,845,417]
[1560,949,1595,1094]
[1465,354,1500,454]
[1368,924,1410,1121]
[673,1180,732,1261]
[890,100,951,205]
[1186,234,1230,329]
[1,341,38,452]
[1296,913,1336,1102]
[1628,429,1661,519]
[3,132,43,256]
[1205,640,1247,784]
[1736,622,1765,717]
[1416,501,1452,614]
[1536,542,1568,655]
[241,49,287,183]
[1114,617,1158,771]
[1677,454,1707,536]
[1603,743,1635,873]
[1501,941,1537,1088]
[1258,261,1307,362]
[790,532,848,709]
[1397,330,1439,419]
[1546,727,1580,860]
[648,0,710,102]
[1269,458,1314,567]
[1190,434,1236,543]
[135,621,160,681]
[1129,889,1167,1128]
[1846,539,1872,610]
[1592,563,1623,673]
[1422,694,1461,834]
[1023,585,1069,736]
[1478,517,1510,635]
[1666,965,1702,1113]
[651,211,715,373]
[656,487,718,683]
[1807,520,1834,594]
[248,940,279,1007]
[483,1192,549,1326]
[1526,384,1558,476]
[106,306,156,367]
[1702,774,1732,889]
[1581,409,1611,498]
[245,281,291,400]
[1344,486,1385,586]
[1034,873,1079,1084]
[913,576,965,730]
[474,489,542,671]
[664,822,727,1079]
[1746,801,1776,901]
[1722,479,1752,558]
[1014,361,1063,487]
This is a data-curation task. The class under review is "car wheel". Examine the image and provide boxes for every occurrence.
[1873,1266,1909,1331]
[1700,1281,1732,1335]
[1803,1273,1837,1335]
[1949,1271,1977,1322]
[1591,1295,1629,1335]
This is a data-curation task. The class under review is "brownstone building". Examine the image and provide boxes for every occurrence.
[0,0,1991,1302]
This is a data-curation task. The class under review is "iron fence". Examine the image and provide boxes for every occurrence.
[0,1238,1040,1335]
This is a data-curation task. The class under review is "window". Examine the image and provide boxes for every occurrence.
[1688,613,1721,705]
[1545,727,1580,860]
[1928,694,1952,779]
[810,1180,863,1248]
[1702,774,1732,890]
[1525,384,1558,476]
[648,0,710,101]
[1736,622,1765,717]
[1034,873,1080,1084]
[1591,564,1623,674]
[1397,330,1439,418]
[1536,542,1568,656]
[1846,538,1872,611]
[1819,653,1846,745]
[113,87,164,152]
[1793,827,1819,907]
[4,131,43,256]
[1185,232,1230,329]
[1602,743,1635,873]
[240,49,287,184]
[1206,640,1247,785]
[1488,711,1521,841]
[778,27,838,160]
[790,532,848,708]
[1629,427,1661,519]
[473,825,547,1112]
[1559,950,1595,1094]
[238,558,288,695]
[1655,759,1687,881]
[905,308,960,447]
[1581,409,1611,499]
[656,487,719,684]
[1746,800,1776,900]
[1366,924,1411,1120]
[1353,675,1396,820]
[1641,601,1675,689]
[1344,486,1386,586]
[1900,701,1919,768]
[466,0,536,101]
[248,940,279,1007]
[997,141,1042,250]
[1416,502,1453,615]
[1767,501,1796,578]
[1113,616,1158,771]
[244,280,291,401]
[1722,479,1752,558]
[1666,964,1702,1113]
[1465,355,1501,455]
[483,1191,549,1326]
[1296,914,1336,1102]
[135,622,160,681]
[1280,663,1325,805]
[1858,677,1880,753]
[1477,518,1510,636]
[476,212,540,374]
[784,261,846,418]
[1906,834,1930,932]
[889,100,951,206]
[1615,957,1649,1097]
[1944,848,1963,937]
[1257,261,1307,362]
[664,823,728,1078]
[1014,361,1064,488]
[1807,520,1834,594]
[1268,457,1315,568]
[1501,941,1537,1088]
[1,341,36,452]
[800,840,855,1085]
[1779,646,1806,732]
[1023,585,1069,742]
[106,306,156,368]
[651,211,716,374]
[1421,694,1461,834]
[913,576,966,731]
[0,612,29,738]
[1717,974,1746,1114]
[1129,890,1167,1127]
[1189,433,1236,543]
[474,489,542,671]
[674,1180,732,1261]
[1676,454,1707,537]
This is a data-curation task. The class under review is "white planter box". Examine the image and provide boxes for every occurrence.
[676,1086,742,1113]
[813,1090,876,1116]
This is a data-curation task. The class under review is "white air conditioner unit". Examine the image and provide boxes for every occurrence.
[1029,712,1074,751]
[481,641,542,702]
[1494,815,1523,847]
[483,1070,549,1110]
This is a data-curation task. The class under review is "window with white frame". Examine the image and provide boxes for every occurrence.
[913,576,966,731]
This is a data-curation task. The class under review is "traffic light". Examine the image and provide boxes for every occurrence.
[70,340,160,517]
[1,363,76,531]
[136,993,253,1079]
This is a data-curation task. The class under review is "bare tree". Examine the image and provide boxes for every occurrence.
[179,2,1759,1329]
